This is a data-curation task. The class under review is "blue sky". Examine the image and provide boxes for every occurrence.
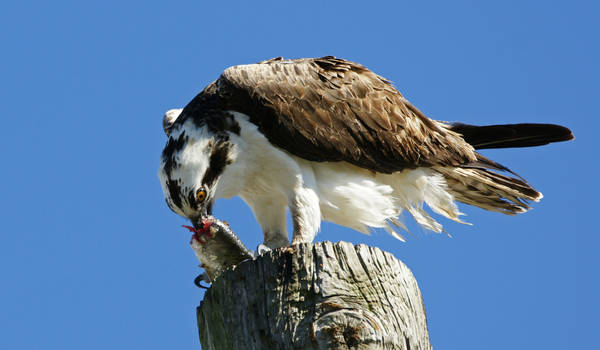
[1,1,597,349]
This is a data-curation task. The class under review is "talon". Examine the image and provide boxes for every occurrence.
[256,244,271,256]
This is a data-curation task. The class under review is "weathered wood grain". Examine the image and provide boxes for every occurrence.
[197,241,431,349]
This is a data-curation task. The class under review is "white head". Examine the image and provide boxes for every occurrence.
[163,109,183,136]
[158,109,240,228]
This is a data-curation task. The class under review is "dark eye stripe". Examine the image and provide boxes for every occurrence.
[202,140,232,187]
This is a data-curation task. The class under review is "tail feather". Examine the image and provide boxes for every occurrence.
[439,122,572,214]
[436,154,542,215]
[449,122,574,149]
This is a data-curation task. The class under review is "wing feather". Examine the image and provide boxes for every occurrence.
[200,56,479,173]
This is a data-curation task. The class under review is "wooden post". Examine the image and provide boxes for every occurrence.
[197,241,432,349]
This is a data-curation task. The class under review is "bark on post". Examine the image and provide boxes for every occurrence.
[197,241,432,349]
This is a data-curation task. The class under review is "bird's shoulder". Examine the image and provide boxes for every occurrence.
[216,57,476,171]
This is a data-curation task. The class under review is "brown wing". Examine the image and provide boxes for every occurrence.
[216,56,477,173]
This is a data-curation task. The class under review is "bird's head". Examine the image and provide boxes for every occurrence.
[158,108,239,229]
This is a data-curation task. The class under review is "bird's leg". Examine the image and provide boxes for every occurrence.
[263,231,289,250]
[255,243,273,256]
[245,195,289,250]
[289,187,321,245]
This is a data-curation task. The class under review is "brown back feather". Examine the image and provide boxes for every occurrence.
[210,56,478,173]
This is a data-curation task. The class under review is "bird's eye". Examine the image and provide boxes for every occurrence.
[196,188,207,203]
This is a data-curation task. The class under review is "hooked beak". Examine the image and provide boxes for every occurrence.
[191,200,214,229]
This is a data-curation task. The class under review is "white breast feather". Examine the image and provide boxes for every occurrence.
[221,112,467,241]
[300,161,468,240]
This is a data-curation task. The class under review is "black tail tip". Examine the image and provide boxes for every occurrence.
[451,122,574,149]
[551,124,575,142]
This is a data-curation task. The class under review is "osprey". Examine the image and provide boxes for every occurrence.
[158,56,573,248]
